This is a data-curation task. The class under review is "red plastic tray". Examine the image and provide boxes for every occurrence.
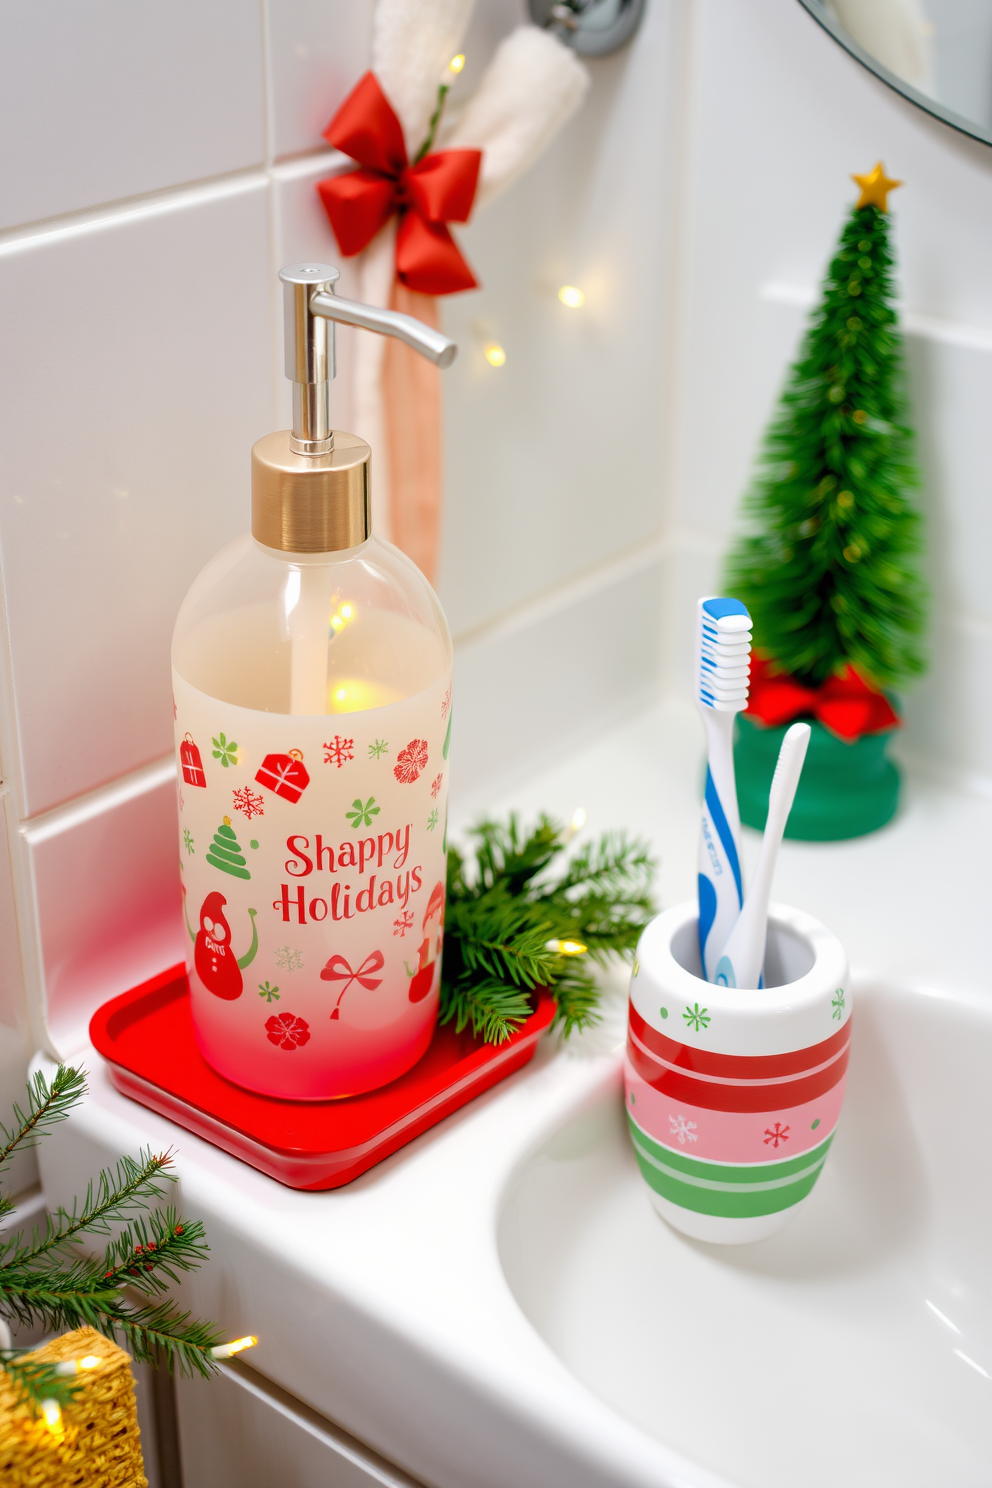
[89,968,555,1190]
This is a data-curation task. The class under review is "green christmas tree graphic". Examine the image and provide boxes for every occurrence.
[205,816,251,881]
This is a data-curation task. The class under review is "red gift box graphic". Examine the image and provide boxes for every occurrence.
[180,734,206,788]
[255,749,310,804]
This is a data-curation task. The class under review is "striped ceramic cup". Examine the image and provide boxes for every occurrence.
[625,900,850,1244]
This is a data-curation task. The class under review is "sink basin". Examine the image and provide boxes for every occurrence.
[498,978,992,1488]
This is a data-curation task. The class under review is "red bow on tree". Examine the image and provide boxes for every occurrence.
[316,72,482,296]
[746,656,900,742]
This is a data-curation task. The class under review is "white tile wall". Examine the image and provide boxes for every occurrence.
[0,183,273,816]
[0,1,267,231]
[264,0,377,162]
[451,544,665,815]
[440,0,682,636]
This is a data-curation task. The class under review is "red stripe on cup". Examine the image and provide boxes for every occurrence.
[626,1033,850,1113]
[629,1003,849,1079]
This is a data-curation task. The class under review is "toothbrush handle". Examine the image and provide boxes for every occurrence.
[697,707,744,980]
[716,723,810,989]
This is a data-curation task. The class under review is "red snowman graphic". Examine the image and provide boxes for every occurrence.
[408,881,445,1003]
[184,888,258,1000]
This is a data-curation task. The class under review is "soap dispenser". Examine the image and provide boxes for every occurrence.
[172,266,455,1101]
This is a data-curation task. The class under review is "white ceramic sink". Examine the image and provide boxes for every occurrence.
[499,977,992,1488]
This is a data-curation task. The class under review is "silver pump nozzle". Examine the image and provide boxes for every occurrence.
[279,263,458,457]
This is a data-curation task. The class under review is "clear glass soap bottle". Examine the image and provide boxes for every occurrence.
[172,267,454,1101]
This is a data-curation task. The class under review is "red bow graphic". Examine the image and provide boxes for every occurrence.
[746,655,900,742]
[317,72,482,296]
[320,949,385,1019]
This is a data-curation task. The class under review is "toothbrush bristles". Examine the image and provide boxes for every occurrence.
[698,597,753,712]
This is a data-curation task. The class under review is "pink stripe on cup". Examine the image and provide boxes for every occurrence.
[623,1055,846,1164]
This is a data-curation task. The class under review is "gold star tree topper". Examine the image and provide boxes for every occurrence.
[851,162,903,213]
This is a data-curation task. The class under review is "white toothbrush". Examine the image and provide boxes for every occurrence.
[696,596,752,981]
[715,722,811,990]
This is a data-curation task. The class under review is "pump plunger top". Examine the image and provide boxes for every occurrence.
[251,263,458,555]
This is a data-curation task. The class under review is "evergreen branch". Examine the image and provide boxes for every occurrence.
[548,959,602,1040]
[438,975,534,1043]
[102,1299,223,1378]
[4,1149,175,1266]
[99,1209,210,1296]
[441,815,657,1044]
[0,1066,86,1175]
[0,1352,82,1411]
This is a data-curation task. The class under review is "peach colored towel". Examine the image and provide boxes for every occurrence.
[383,281,442,584]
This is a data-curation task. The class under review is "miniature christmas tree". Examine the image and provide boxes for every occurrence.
[724,163,927,698]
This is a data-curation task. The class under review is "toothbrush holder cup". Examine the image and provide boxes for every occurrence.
[624,901,851,1245]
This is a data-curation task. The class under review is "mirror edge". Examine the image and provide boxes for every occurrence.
[796,0,992,150]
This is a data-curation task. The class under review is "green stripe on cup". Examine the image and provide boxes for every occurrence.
[627,1115,833,1218]
[630,1116,834,1183]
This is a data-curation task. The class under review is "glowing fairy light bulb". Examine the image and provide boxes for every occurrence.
[54,1354,102,1377]
[547,938,588,956]
[558,285,585,308]
[562,805,587,842]
[448,53,466,74]
[339,603,354,620]
[40,1398,64,1439]
[484,343,506,367]
[210,1335,258,1360]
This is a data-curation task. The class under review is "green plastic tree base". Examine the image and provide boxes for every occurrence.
[734,713,900,841]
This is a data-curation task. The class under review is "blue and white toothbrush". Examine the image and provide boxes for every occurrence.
[696,596,752,981]
[715,722,811,989]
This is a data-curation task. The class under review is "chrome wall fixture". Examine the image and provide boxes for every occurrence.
[528,0,646,58]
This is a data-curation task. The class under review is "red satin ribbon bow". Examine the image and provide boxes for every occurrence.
[317,72,482,296]
[746,655,900,742]
[320,950,385,993]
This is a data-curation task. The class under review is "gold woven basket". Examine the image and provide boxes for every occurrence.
[0,1326,147,1488]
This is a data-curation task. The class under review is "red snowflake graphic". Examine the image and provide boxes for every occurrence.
[763,1122,790,1148]
[441,687,451,721]
[232,785,265,820]
[394,739,428,784]
[393,910,414,937]
[430,773,443,799]
[323,734,354,768]
[265,1012,310,1050]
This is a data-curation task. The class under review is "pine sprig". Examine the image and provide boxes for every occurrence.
[0,1067,226,1411]
[3,1149,175,1267]
[441,814,656,1044]
[0,1065,86,1176]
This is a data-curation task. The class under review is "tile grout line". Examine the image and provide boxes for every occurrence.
[0,169,271,257]
[0,152,350,258]
[21,756,176,846]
